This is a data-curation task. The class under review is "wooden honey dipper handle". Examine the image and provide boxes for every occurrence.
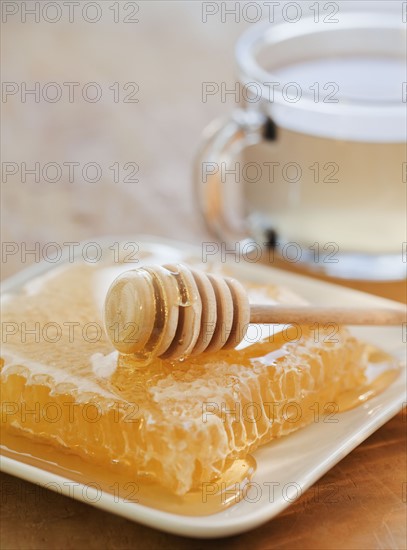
[104,264,406,361]
[250,304,406,326]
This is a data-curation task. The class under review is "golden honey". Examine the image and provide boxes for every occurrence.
[0,259,400,514]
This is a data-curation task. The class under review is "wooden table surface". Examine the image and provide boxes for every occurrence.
[1,3,406,549]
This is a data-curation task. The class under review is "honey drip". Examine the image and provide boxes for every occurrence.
[1,431,256,516]
[334,346,400,412]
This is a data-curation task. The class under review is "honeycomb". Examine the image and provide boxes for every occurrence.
[1,262,367,495]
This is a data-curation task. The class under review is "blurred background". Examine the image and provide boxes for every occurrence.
[2,1,405,293]
[2,1,251,278]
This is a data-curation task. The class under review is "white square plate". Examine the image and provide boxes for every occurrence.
[1,236,406,538]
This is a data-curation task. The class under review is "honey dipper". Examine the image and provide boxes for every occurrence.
[104,264,406,360]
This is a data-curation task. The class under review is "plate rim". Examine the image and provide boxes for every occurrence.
[1,234,406,538]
